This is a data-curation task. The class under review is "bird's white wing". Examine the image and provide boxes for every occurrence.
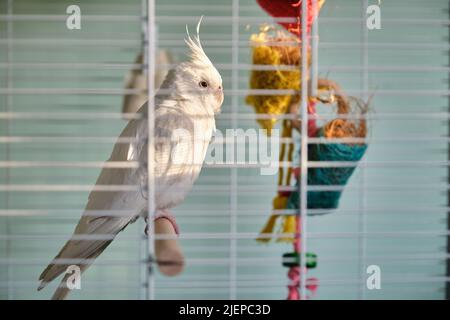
[37,117,144,296]
[37,102,196,299]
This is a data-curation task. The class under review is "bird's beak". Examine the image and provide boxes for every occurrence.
[215,86,224,105]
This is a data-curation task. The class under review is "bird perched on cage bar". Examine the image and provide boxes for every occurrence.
[37,17,224,300]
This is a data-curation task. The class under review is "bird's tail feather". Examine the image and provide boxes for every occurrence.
[50,264,88,300]
[37,217,132,298]
[37,240,74,291]
[51,273,73,300]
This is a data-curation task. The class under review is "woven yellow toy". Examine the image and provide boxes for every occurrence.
[246,27,310,135]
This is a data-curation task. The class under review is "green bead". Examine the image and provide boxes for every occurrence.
[282,252,317,268]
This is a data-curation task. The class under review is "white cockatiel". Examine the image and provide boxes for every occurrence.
[38,18,223,300]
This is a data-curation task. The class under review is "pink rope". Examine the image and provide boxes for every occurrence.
[287,266,301,300]
[286,212,319,299]
[287,217,301,300]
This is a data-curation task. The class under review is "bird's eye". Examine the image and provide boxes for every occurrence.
[199,81,208,88]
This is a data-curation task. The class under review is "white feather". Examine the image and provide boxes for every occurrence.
[184,16,213,67]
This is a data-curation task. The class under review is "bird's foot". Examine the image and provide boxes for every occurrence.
[144,217,149,235]
[143,211,184,276]
[143,210,179,236]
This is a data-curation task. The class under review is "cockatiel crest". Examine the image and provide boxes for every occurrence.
[159,16,223,114]
[184,16,213,67]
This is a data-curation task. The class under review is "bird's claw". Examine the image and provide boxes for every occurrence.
[144,217,149,235]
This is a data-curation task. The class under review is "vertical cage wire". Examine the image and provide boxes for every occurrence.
[5,0,13,300]
[299,0,309,300]
[139,0,147,301]
[145,0,157,300]
[310,0,319,97]
[358,0,369,301]
[229,0,239,300]
[447,2,450,298]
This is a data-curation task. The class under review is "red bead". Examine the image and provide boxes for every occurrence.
[256,0,320,37]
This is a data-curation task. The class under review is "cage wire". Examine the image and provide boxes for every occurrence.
[0,0,449,300]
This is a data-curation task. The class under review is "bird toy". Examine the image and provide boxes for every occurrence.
[256,98,318,243]
[257,79,368,238]
[284,219,319,300]
[250,0,327,300]
[250,0,371,301]
[246,26,307,134]
[287,80,369,212]
[246,0,327,134]
[256,0,326,37]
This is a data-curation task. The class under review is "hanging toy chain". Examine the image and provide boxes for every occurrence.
[286,217,318,300]
[256,119,296,242]
[256,100,318,243]
[287,216,301,300]
[252,101,320,299]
